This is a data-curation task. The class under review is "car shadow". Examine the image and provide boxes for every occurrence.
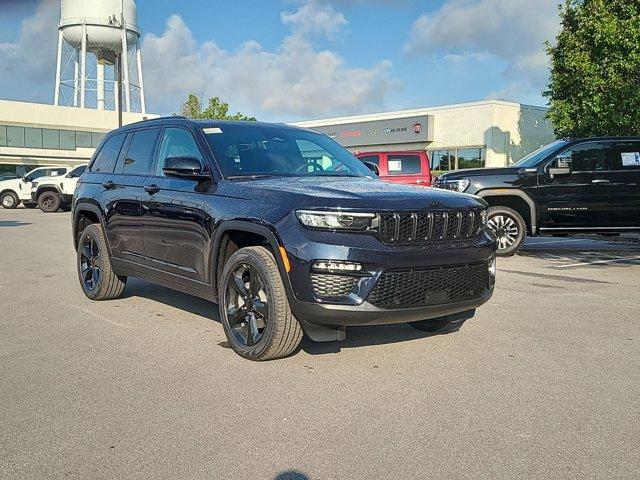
[0,220,32,227]
[122,278,439,354]
[123,278,221,323]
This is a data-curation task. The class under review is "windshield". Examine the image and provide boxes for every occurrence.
[514,140,569,168]
[203,124,374,179]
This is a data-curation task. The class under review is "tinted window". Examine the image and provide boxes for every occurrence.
[0,126,6,146]
[7,126,25,147]
[25,128,43,148]
[155,128,203,176]
[43,130,60,149]
[123,129,160,175]
[69,165,86,177]
[91,133,126,173]
[564,143,606,172]
[387,154,421,175]
[91,132,106,148]
[611,141,640,169]
[47,168,68,177]
[76,131,92,148]
[25,169,49,181]
[358,155,379,165]
[60,130,76,150]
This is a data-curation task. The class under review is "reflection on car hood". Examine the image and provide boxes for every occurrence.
[438,167,521,179]
[225,176,485,211]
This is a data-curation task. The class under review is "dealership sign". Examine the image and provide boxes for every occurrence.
[310,115,434,148]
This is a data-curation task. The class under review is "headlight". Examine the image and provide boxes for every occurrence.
[296,210,375,230]
[436,178,470,192]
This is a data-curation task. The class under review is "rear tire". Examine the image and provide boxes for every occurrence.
[38,191,61,213]
[77,223,127,301]
[219,246,303,361]
[486,206,526,256]
[1,191,19,209]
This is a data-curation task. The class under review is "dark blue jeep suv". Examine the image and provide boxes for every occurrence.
[72,117,496,360]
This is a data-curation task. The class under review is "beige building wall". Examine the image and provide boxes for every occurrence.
[0,100,156,168]
[293,100,556,168]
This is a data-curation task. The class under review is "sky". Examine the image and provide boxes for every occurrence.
[0,0,562,122]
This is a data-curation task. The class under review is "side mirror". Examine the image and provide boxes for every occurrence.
[22,176,29,182]
[548,155,571,177]
[162,156,210,180]
[362,161,379,176]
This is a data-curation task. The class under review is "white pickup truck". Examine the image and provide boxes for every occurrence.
[31,164,87,212]
[0,166,72,209]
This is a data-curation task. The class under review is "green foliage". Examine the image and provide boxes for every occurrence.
[178,93,257,121]
[544,0,640,137]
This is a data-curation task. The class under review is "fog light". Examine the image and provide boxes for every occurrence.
[312,260,363,273]
[488,257,497,286]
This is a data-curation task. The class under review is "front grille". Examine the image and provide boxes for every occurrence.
[378,210,482,245]
[310,273,358,299]
[367,262,489,309]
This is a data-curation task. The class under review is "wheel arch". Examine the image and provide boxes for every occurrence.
[212,220,289,297]
[476,189,537,235]
[73,203,106,251]
[36,185,63,198]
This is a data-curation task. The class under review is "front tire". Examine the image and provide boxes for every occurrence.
[38,191,61,213]
[77,223,127,301]
[219,246,303,361]
[486,206,526,256]
[1,191,19,209]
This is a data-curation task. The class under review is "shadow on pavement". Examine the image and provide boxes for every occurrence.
[274,471,310,480]
[0,220,31,227]
[123,278,221,322]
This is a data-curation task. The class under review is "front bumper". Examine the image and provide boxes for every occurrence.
[276,215,497,334]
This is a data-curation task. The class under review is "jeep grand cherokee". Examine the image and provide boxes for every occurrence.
[72,118,496,360]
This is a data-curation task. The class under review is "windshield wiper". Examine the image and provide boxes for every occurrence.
[227,174,278,180]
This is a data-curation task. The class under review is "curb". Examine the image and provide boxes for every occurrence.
[574,234,640,245]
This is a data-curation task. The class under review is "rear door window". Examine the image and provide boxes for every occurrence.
[47,168,68,177]
[90,133,126,173]
[121,128,160,175]
[386,154,422,175]
[611,141,640,169]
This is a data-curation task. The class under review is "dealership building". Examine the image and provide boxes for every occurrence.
[0,100,152,178]
[293,100,556,171]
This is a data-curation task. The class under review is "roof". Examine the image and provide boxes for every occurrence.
[115,116,311,132]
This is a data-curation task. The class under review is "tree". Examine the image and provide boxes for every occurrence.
[544,0,640,138]
[178,93,257,121]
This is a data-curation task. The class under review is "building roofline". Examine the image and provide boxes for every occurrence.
[291,99,549,127]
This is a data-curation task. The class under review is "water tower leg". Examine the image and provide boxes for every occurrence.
[80,24,87,109]
[54,30,63,106]
[136,47,146,114]
[97,61,105,110]
[73,52,79,107]
[121,32,131,112]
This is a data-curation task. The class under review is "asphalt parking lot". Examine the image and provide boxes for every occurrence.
[1,208,639,479]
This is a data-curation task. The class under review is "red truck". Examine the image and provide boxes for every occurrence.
[356,151,432,187]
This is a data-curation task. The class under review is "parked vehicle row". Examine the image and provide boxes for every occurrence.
[0,164,87,212]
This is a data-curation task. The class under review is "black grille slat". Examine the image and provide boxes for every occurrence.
[378,210,482,245]
[368,263,489,309]
[310,274,358,298]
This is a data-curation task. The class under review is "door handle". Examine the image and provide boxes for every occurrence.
[416,179,425,184]
[591,179,610,184]
[102,181,116,190]
[144,184,160,194]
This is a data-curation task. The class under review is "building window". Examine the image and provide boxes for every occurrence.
[76,131,92,148]
[7,126,25,147]
[59,130,76,150]
[91,132,106,148]
[429,147,485,171]
[43,129,60,149]
[0,126,6,146]
[25,128,43,148]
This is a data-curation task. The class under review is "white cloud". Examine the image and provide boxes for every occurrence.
[406,0,560,101]
[142,9,396,120]
[0,0,59,102]
[281,1,348,39]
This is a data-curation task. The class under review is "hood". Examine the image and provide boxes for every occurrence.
[438,167,520,180]
[222,176,485,211]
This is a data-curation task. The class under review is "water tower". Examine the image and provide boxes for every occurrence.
[54,0,146,114]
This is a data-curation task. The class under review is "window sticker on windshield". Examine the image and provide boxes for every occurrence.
[203,127,222,134]
[621,152,640,166]
[388,160,402,172]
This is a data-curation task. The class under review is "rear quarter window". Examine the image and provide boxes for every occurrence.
[90,133,126,173]
[386,154,422,175]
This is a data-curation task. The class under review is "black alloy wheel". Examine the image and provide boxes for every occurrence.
[38,191,61,213]
[225,264,270,347]
[220,246,303,361]
[80,234,102,292]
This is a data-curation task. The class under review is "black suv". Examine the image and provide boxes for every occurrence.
[435,137,640,255]
[72,118,496,360]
